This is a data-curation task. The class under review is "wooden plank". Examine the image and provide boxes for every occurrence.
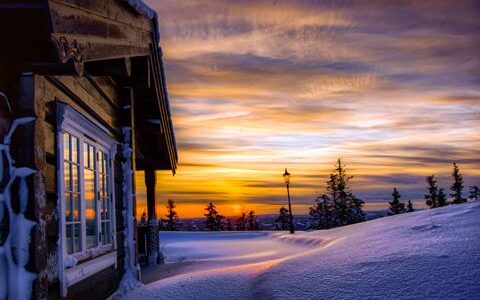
[42,75,119,133]
[50,0,152,30]
[92,76,119,105]
[49,0,153,32]
[48,0,153,62]
[51,33,150,63]
[84,74,119,110]
[45,162,56,193]
[44,121,55,155]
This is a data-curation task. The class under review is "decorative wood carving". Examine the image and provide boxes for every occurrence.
[51,36,84,75]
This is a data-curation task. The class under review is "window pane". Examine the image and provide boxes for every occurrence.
[86,218,97,249]
[73,223,81,253]
[72,164,79,192]
[98,151,103,173]
[63,162,71,192]
[66,224,73,255]
[98,174,104,198]
[65,193,72,222]
[84,168,97,249]
[102,221,111,245]
[104,175,109,197]
[71,136,79,164]
[84,169,94,200]
[72,193,80,222]
[90,145,95,169]
[83,142,89,168]
[104,198,110,220]
[63,134,70,161]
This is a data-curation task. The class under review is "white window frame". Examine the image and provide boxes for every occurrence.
[56,103,118,297]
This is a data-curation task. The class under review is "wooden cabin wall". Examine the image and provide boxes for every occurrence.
[34,75,127,299]
[1,73,50,299]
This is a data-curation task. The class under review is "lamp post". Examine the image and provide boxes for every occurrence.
[283,168,295,234]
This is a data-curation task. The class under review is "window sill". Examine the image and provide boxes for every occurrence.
[73,244,115,264]
[66,250,117,287]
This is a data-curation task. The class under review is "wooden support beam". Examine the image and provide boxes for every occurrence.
[84,58,131,78]
[144,168,161,264]
[144,168,156,221]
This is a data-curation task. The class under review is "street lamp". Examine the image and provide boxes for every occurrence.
[283,168,295,234]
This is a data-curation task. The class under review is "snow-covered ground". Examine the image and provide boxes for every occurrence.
[125,201,480,299]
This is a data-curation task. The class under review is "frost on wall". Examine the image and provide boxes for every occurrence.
[0,117,37,300]
[114,127,142,297]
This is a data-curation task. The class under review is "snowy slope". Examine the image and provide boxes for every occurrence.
[125,201,480,300]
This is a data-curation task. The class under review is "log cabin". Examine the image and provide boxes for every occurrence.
[0,0,178,299]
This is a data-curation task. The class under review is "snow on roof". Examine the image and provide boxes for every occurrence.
[123,0,157,19]
[123,0,160,40]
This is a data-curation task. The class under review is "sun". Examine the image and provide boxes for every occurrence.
[230,204,243,215]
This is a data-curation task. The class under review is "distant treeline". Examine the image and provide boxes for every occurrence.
[308,160,478,231]
[139,161,478,232]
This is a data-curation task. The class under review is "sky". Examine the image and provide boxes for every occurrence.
[137,0,480,218]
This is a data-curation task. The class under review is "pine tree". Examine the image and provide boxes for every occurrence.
[204,202,224,231]
[450,163,467,204]
[139,211,147,226]
[225,218,234,231]
[275,206,290,230]
[308,194,332,229]
[407,200,414,212]
[235,212,248,231]
[330,159,364,225]
[389,188,406,214]
[309,159,364,229]
[164,199,180,231]
[425,175,439,208]
[437,188,448,207]
[247,210,260,230]
[349,194,365,224]
[469,186,479,201]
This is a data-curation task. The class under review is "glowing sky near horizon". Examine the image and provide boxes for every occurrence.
[137,0,480,218]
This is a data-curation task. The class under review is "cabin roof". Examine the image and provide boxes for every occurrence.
[0,0,178,173]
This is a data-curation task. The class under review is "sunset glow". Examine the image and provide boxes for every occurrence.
[137,0,480,218]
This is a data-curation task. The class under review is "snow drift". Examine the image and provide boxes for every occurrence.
[124,201,480,299]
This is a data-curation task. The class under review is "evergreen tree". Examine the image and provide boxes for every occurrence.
[407,200,414,212]
[204,202,224,231]
[225,218,234,231]
[165,199,180,231]
[425,175,439,208]
[329,159,365,225]
[389,188,406,214]
[450,163,467,204]
[235,212,248,230]
[247,210,260,230]
[349,194,365,224]
[275,206,290,230]
[437,188,448,207]
[309,159,365,229]
[308,194,332,229]
[139,210,147,226]
[469,186,479,201]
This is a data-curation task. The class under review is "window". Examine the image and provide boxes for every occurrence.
[62,133,114,257]
[57,103,117,295]
[63,133,81,255]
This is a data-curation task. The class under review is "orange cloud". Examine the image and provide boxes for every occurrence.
[138,0,480,218]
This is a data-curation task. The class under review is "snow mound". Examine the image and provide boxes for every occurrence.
[109,271,143,300]
[124,201,480,300]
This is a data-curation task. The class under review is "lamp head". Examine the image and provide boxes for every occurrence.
[283,168,291,185]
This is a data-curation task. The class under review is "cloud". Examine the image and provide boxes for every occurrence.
[139,0,480,217]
